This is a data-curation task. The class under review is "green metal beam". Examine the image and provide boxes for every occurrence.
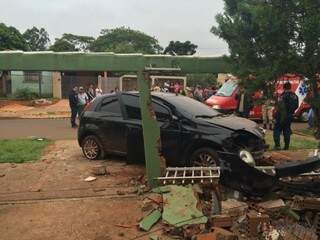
[0,51,231,187]
[0,51,231,73]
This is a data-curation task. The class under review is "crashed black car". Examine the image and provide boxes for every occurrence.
[78,92,267,166]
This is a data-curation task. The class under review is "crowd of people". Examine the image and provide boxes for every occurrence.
[151,81,217,102]
[68,84,103,128]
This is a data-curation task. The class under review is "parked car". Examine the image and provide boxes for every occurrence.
[78,92,268,167]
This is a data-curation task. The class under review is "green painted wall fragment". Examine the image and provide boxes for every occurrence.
[139,209,162,232]
[162,185,207,227]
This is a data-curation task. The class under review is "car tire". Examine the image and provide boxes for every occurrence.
[190,148,220,167]
[82,135,104,160]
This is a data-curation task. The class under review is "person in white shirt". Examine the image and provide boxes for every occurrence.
[95,88,103,97]
[78,87,88,115]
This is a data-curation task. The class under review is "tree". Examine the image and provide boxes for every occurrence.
[164,41,198,55]
[187,73,217,87]
[90,27,163,54]
[0,23,28,50]
[212,0,320,139]
[23,27,50,51]
[59,33,95,51]
[49,38,77,52]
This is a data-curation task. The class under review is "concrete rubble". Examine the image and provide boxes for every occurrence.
[131,182,320,240]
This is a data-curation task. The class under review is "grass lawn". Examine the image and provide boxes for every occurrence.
[294,128,315,137]
[265,132,319,150]
[0,139,51,163]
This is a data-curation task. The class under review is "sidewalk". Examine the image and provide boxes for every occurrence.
[0,99,70,119]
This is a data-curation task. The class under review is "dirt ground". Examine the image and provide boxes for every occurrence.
[0,140,154,240]
[0,140,316,240]
[0,99,70,118]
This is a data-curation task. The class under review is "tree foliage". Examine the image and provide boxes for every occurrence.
[59,33,95,51]
[0,23,28,51]
[187,73,217,87]
[49,38,77,52]
[213,0,320,138]
[164,41,198,55]
[49,33,94,52]
[90,27,163,54]
[23,27,50,51]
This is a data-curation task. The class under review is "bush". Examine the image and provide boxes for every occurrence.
[14,88,39,100]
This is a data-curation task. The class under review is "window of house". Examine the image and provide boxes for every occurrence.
[99,97,122,115]
[24,71,41,83]
[122,94,171,121]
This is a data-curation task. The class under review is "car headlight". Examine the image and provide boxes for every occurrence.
[212,105,221,110]
[239,150,256,166]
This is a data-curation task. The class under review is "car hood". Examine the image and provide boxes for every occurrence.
[198,115,263,138]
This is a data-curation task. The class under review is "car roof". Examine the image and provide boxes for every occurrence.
[123,91,179,99]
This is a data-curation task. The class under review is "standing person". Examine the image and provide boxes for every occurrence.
[169,82,175,93]
[236,86,253,118]
[87,84,96,101]
[273,82,299,150]
[308,106,315,129]
[68,86,79,128]
[78,87,88,116]
[153,83,161,92]
[95,87,103,97]
[262,97,275,130]
[174,82,181,94]
[193,85,203,102]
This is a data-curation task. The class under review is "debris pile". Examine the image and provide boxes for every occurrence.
[133,184,320,240]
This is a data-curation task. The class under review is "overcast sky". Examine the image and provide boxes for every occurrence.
[1,0,229,55]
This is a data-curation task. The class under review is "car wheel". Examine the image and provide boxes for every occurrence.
[300,111,309,122]
[190,148,220,167]
[82,135,104,160]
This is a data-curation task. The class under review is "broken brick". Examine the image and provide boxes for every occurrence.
[247,211,270,238]
[257,199,285,212]
[212,215,233,228]
[197,227,238,240]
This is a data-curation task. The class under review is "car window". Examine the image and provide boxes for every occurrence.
[122,94,171,121]
[98,97,122,115]
[122,94,141,120]
[152,102,171,121]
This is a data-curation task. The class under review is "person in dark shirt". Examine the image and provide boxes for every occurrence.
[69,86,79,128]
[236,86,253,118]
[273,82,299,150]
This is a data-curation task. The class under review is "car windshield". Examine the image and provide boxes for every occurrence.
[162,94,220,118]
[216,80,238,97]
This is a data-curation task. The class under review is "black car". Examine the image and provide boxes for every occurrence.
[78,92,267,167]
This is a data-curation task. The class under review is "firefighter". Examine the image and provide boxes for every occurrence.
[273,82,299,150]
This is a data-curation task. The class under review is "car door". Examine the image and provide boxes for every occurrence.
[152,101,182,166]
[95,95,127,155]
[120,94,145,163]
[121,93,181,165]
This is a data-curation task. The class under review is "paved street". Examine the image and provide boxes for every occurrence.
[0,119,77,140]
[0,118,307,140]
